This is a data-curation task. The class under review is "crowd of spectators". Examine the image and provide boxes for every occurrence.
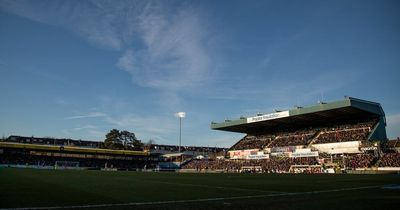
[0,153,156,170]
[149,144,226,153]
[268,130,316,148]
[378,153,400,167]
[386,139,400,148]
[315,128,370,144]
[381,139,400,153]
[3,136,227,154]
[2,149,399,171]
[230,129,317,151]
[230,134,273,150]
[183,151,400,172]
[314,120,376,144]
[182,157,318,173]
[345,153,375,169]
[229,119,377,150]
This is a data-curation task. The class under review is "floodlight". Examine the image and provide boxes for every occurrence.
[175,112,186,155]
[175,112,186,118]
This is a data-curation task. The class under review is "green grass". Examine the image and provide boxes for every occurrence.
[0,168,399,210]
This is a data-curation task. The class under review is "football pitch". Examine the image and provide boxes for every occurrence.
[0,168,399,210]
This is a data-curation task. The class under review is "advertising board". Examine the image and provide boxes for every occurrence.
[247,111,289,123]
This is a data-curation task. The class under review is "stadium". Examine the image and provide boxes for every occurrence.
[196,96,396,174]
[1,97,399,210]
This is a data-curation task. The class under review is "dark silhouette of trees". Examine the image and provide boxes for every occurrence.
[104,129,143,150]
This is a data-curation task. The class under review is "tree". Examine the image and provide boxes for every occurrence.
[120,130,143,150]
[104,129,143,150]
[104,129,123,150]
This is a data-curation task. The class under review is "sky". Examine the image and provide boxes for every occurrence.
[0,0,399,147]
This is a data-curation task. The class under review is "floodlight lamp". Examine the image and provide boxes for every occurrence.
[175,112,186,118]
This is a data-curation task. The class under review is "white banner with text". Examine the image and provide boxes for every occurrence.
[247,111,289,123]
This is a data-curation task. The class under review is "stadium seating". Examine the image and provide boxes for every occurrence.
[0,153,156,169]
[230,134,274,150]
[3,115,400,173]
[345,153,375,169]
[314,119,376,144]
[382,139,400,153]
[182,157,318,173]
[378,153,400,167]
[6,136,101,148]
[268,130,316,147]
[229,119,378,150]
[149,144,225,153]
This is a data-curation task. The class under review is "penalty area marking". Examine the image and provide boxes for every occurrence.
[0,185,387,210]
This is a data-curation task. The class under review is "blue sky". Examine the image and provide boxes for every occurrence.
[0,0,399,147]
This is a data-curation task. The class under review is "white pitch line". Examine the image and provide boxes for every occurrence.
[0,185,386,210]
[146,180,286,194]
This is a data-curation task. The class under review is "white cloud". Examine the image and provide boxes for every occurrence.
[116,50,135,72]
[72,125,97,131]
[103,114,175,137]
[63,107,176,142]
[61,125,104,140]
[64,112,106,120]
[0,0,212,91]
[206,69,356,107]
[118,6,211,90]
[0,0,124,50]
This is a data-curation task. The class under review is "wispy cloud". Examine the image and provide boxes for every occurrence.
[206,69,356,106]
[72,125,98,131]
[62,125,105,140]
[64,107,177,142]
[117,4,211,90]
[1,0,212,92]
[0,0,136,50]
[64,112,106,120]
[103,114,176,141]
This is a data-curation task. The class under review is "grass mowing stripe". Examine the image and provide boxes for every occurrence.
[0,185,386,210]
